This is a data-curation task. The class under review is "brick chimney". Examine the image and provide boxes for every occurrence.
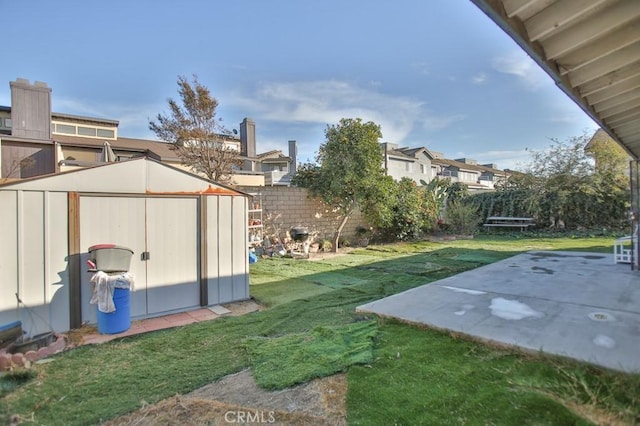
[239,117,256,158]
[288,140,297,174]
[10,78,52,140]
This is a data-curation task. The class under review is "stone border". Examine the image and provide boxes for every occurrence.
[0,334,66,371]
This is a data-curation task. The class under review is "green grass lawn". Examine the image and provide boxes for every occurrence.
[1,235,639,425]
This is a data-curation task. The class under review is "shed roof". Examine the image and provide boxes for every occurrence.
[0,157,245,196]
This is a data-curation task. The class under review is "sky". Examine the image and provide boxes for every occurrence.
[0,0,599,171]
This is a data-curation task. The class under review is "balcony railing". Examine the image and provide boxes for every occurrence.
[264,170,292,186]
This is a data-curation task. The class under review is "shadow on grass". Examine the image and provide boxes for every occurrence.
[250,244,522,309]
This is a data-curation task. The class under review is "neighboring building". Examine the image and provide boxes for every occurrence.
[237,117,297,186]
[438,158,509,190]
[0,78,297,186]
[381,142,436,183]
[381,141,510,191]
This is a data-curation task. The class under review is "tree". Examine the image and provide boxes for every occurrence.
[471,132,630,230]
[387,178,432,240]
[292,118,390,252]
[149,75,241,183]
[586,131,631,229]
[585,130,630,179]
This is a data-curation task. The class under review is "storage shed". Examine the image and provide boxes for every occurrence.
[0,158,250,335]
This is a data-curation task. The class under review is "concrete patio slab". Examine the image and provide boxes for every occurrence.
[357,251,640,373]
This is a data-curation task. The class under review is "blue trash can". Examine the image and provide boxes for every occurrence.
[88,244,134,334]
[97,287,131,334]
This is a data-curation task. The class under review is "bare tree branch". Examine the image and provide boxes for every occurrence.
[149,75,241,183]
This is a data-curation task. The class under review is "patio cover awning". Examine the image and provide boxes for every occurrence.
[470,0,640,159]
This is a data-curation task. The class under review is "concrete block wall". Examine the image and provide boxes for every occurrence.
[239,186,369,243]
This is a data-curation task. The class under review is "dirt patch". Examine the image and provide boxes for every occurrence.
[65,325,98,348]
[307,248,354,262]
[106,370,347,425]
[222,300,265,316]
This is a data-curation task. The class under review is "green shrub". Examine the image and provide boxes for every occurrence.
[320,239,333,252]
[446,201,481,235]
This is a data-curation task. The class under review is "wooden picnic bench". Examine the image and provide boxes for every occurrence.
[483,216,534,231]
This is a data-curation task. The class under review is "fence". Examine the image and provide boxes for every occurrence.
[239,185,369,244]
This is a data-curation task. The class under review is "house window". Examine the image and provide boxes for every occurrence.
[4,118,11,128]
[421,164,427,174]
[78,126,97,137]
[63,147,99,162]
[56,124,76,134]
[97,128,115,138]
[405,162,413,172]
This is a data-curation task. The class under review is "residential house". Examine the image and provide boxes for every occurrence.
[237,117,297,186]
[381,142,436,183]
[381,141,509,191]
[0,79,297,186]
[434,157,509,191]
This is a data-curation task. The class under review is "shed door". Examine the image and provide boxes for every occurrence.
[145,197,199,314]
[79,196,148,322]
[79,196,200,322]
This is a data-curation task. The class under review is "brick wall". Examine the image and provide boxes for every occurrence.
[239,186,369,243]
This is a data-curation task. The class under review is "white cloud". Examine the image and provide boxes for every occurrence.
[227,80,464,144]
[472,73,487,85]
[492,51,549,91]
[422,114,466,131]
[411,62,430,76]
[545,97,599,129]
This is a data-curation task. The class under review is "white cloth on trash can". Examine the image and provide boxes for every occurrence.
[89,271,135,313]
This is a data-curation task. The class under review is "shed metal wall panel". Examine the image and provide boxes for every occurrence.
[231,196,249,300]
[46,192,70,332]
[20,192,46,307]
[206,196,220,305]
[0,191,19,324]
[217,196,234,303]
[0,190,70,334]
